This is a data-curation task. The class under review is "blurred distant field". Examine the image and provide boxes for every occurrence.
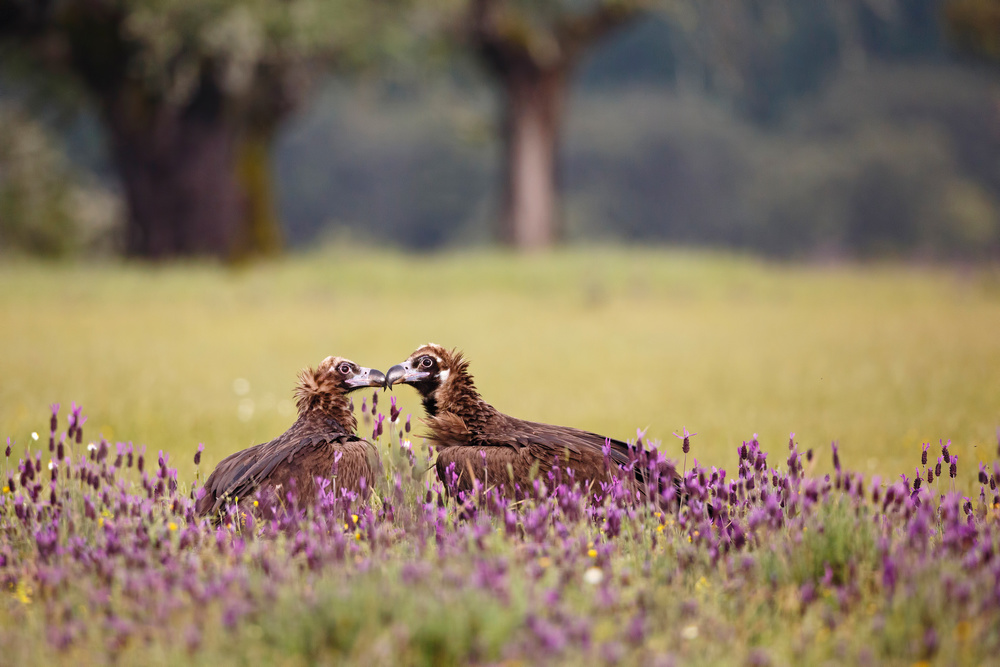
[1,249,998,489]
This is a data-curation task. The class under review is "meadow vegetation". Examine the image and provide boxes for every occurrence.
[1,249,998,484]
[2,249,1000,664]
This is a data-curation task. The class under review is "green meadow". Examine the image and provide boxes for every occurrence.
[2,249,999,489]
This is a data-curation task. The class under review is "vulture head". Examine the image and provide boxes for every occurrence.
[295,356,386,421]
[385,344,472,415]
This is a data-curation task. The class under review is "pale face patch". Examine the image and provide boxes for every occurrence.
[438,369,451,383]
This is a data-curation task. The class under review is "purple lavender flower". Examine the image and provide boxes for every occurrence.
[673,428,695,455]
[75,416,86,444]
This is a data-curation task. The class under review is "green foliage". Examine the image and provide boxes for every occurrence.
[0,103,120,257]
[759,500,878,588]
[254,570,523,665]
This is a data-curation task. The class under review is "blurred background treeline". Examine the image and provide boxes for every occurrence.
[2,0,1000,261]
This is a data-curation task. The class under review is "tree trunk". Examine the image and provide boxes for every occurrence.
[234,125,283,260]
[104,87,246,260]
[468,0,637,251]
[498,67,569,250]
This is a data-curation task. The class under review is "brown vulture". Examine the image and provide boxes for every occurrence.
[196,356,386,520]
[385,344,666,499]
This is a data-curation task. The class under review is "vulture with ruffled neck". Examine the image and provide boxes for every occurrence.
[197,356,385,520]
[386,344,666,498]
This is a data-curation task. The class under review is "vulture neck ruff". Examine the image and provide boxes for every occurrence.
[294,367,356,433]
[423,352,496,425]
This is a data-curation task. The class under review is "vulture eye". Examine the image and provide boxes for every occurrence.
[419,357,433,369]
[338,363,352,375]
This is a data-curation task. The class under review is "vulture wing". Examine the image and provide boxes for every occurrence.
[427,410,647,494]
[200,427,378,518]
[197,441,269,516]
[504,418,638,469]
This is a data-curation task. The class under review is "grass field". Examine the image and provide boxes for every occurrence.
[3,248,1000,665]
[2,249,998,488]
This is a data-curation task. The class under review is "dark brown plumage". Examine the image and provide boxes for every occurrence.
[386,344,661,498]
[196,356,385,520]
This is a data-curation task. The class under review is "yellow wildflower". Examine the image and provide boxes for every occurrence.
[538,557,552,568]
[253,500,259,507]
[656,525,664,533]
[14,581,31,604]
[354,531,362,541]
[588,549,598,558]
[168,522,178,531]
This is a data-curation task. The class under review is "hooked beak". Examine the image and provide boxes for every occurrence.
[345,367,387,390]
[385,361,429,389]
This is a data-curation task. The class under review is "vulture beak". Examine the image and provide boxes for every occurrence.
[385,361,428,389]
[345,367,387,390]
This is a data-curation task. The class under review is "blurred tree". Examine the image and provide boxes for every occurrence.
[462,0,646,249]
[946,0,1000,58]
[0,99,121,257]
[665,0,942,124]
[0,0,399,260]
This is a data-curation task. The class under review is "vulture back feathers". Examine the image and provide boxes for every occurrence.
[386,344,674,500]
